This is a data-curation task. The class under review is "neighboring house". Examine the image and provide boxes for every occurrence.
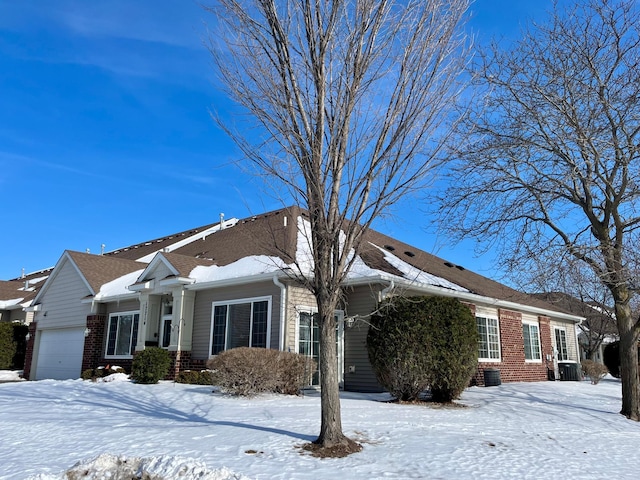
[532,292,618,364]
[22,206,584,388]
[0,274,48,325]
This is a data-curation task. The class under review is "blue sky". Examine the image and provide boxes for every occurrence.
[0,0,551,280]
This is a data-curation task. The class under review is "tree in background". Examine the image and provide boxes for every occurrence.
[206,0,470,452]
[439,0,640,419]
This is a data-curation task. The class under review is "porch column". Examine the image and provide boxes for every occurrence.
[169,288,195,351]
[136,293,150,352]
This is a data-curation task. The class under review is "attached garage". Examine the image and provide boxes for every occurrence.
[35,328,85,380]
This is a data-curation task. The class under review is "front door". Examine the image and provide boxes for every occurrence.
[297,310,344,387]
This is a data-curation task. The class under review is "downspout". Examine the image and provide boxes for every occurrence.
[273,275,287,351]
[379,280,395,303]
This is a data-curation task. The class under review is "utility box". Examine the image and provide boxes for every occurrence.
[484,368,501,387]
[558,362,580,381]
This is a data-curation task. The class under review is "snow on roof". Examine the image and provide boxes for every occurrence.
[373,243,468,292]
[0,297,25,309]
[189,255,289,283]
[94,270,145,301]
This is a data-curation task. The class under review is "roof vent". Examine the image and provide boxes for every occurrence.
[456,265,465,271]
[220,213,225,229]
[404,251,415,258]
[384,244,396,251]
[444,262,454,268]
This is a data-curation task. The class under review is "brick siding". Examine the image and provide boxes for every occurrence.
[473,309,554,386]
[22,321,37,380]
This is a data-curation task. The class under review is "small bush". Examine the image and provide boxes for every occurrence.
[206,347,315,396]
[81,365,125,382]
[175,370,214,385]
[0,322,28,370]
[581,360,609,384]
[130,347,172,384]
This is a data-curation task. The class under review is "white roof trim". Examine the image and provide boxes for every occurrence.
[134,218,239,263]
[32,251,95,304]
[134,253,180,283]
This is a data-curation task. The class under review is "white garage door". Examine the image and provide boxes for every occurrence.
[35,328,85,380]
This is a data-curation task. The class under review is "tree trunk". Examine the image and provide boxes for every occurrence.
[614,301,640,420]
[315,307,346,447]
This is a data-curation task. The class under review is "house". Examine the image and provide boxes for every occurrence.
[22,206,584,388]
[532,292,618,364]
[0,272,49,325]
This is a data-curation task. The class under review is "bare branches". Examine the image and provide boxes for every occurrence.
[206,0,470,447]
[438,0,640,419]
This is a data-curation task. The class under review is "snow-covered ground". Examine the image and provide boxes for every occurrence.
[1,373,639,479]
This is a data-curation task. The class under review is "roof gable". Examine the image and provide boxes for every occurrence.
[34,251,145,304]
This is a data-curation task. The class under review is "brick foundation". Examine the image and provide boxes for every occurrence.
[167,351,207,379]
[82,315,107,373]
[22,322,37,380]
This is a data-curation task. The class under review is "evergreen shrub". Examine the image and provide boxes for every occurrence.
[175,370,214,385]
[81,366,125,382]
[0,322,28,370]
[130,347,172,384]
[367,296,478,402]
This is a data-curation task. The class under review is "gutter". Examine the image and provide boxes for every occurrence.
[345,275,584,323]
[184,271,287,291]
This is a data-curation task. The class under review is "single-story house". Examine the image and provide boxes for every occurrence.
[22,206,584,389]
[532,292,618,364]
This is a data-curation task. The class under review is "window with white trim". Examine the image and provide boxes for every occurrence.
[522,321,541,361]
[106,311,139,358]
[296,309,344,386]
[555,327,569,361]
[477,316,501,361]
[210,297,271,355]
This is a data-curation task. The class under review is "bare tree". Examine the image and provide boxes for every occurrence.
[525,256,618,361]
[206,0,470,452]
[439,0,640,419]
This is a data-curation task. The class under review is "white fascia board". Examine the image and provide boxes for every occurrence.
[24,303,42,312]
[158,277,196,287]
[135,254,179,283]
[32,252,94,304]
[128,280,155,292]
[345,275,585,323]
[185,271,288,291]
[135,218,239,263]
[80,293,139,304]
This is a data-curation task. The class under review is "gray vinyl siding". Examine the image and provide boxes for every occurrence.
[191,281,282,360]
[343,285,385,392]
[104,299,140,316]
[33,259,92,330]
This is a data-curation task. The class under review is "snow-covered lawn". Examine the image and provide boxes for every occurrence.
[1,373,639,479]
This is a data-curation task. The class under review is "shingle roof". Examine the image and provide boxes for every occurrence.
[7,205,580,318]
[171,207,298,266]
[66,251,145,294]
[102,222,218,261]
[159,253,216,278]
[531,292,615,332]
[0,280,36,306]
[360,228,576,315]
